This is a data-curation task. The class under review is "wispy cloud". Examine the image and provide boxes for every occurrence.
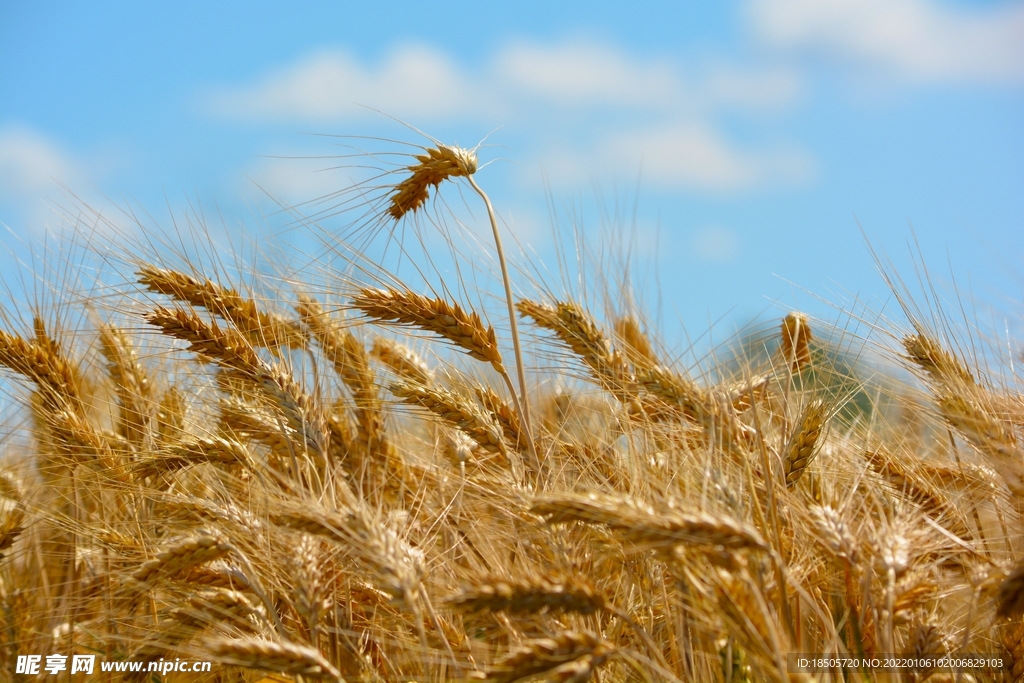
[206,45,487,123]
[206,39,805,122]
[495,40,680,107]
[692,225,740,262]
[0,125,89,230]
[540,121,814,192]
[747,0,1024,84]
[209,39,812,194]
[0,125,128,239]
[603,123,815,191]
[0,125,80,199]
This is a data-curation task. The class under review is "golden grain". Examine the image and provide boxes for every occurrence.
[388,144,477,220]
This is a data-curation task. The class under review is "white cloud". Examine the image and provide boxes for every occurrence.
[0,125,79,199]
[0,125,129,241]
[701,64,805,111]
[495,40,680,107]
[206,40,813,194]
[747,0,1024,84]
[554,122,815,192]
[0,125,93,232]
[207,40,805,121]
[692,225,740,262]
[206,45,487,123]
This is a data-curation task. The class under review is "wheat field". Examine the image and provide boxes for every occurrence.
[0,139,1022,682]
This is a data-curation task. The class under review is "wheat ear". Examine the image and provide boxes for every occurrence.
[532,492,768,551]
[780,312,812,373]
[155,386,186,444]
[782,398,829,488]
[354,289,540,474]
[474,385,532,455]
[517,300,631,395]
[1002,620,1024,683]
[133,436,252,479]
[146,304,326,460]
[271,504,424,606]
[0,498,25,557]
[938,393,1023,494]
[446,575,604,615]
[371,336,434,385]
[0,321,83,413]
[998,561,1024,618]
[387,144,477,219]
[901,333,1024,494]
[138,264,307,350]
[297,295,387,455]
[124,532,232,593]
[206,637,341,680]
[808,505,858,564]
[98,324,152,445]
[903,333,974,386]
[482,630,615,683]
[390,381,506,456]
[353,288,503,371]
[615,315,659,368]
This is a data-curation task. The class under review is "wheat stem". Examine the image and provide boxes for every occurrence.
[465,175,539,476]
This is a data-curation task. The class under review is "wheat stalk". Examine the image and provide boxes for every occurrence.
[387,142,536,476]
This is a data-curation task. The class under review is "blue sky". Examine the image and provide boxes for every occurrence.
[1,0,1022,357]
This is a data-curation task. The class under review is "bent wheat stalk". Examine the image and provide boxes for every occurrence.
[465,174,536,468]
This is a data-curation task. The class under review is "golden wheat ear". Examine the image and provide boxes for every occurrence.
[445,574,604,615]
[138,265,308,351]
[780,312,812,373]
[387,144,477,220]
[782,398,830,488]
[371,336,434,384]
[477,631,616,683]
[205,638,342,681]
[352,287,505,372]
[297,295,388,457]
